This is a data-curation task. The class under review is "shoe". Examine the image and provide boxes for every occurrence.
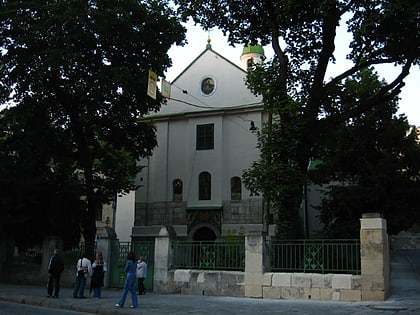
[47,295,51,298]
[115,304,122,308]
[78,296,86,299]
[53,296,58,298]
[130,306,136,308]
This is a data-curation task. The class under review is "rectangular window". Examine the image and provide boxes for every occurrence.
[196,124,214,150]
[95,204,103,222]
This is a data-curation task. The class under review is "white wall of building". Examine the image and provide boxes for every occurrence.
[130,45,269,237]
[133,47,264,210]
[115,191,135,242]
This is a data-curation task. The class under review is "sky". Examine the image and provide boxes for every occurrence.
[166,21,420,127]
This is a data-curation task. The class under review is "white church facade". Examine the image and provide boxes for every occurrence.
[131,41,276,241]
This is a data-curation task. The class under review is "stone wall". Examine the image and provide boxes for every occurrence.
[390,232,420,250]
[1,214,390,302]
[134,198,263,234]
[262,273,362,301]
[153,213,390,302]
[0,231,113,289]
[170,270,244,296]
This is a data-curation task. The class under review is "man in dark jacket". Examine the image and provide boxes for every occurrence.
[47,248,64,298]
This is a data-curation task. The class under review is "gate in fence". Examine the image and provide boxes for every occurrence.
[109,240,155,289]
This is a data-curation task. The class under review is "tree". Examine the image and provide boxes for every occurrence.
[0,1,185,252]
[310,68,420,237]
[175,0,420,237]
[0,103,83,249]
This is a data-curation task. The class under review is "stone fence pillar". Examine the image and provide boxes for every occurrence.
[41,236,63,279]
[153,226,172,293]
[244,231,269,298]
[360,213,390,301]
[96,228,114,288]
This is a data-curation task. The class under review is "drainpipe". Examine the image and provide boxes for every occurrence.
[303,183,308,238]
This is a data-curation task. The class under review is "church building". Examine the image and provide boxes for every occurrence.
[131,40,275,241]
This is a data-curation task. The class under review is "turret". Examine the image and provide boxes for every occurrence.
[240,44,265,71]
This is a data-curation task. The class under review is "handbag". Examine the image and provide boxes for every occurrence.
[77,259,85,277]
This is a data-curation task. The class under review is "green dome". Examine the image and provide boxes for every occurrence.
[241,44,265,56]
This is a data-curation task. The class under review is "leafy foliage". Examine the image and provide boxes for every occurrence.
[310,69,420,237]
[0,0,186,250]
[175,0,420,237]
[0,103,83,248]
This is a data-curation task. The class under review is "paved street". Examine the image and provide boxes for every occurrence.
[0,250,419,314]
[0,287,407,315]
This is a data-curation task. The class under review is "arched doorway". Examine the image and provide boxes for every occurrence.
[193,226,217,241]
[190,226,217,269]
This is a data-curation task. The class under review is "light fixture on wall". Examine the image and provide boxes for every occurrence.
[250,121,257,131]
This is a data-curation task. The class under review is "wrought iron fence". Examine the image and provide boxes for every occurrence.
[109,240,155,289]
[62,241,97,265]
[12,246,43,264]
[267,239,361,274]
[171,240,245,271]
[10,241,95,266]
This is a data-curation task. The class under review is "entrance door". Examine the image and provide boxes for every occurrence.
[193,226,217,241]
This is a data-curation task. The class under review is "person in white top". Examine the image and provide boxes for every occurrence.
[136,256,148,295]
[72,253,92,299]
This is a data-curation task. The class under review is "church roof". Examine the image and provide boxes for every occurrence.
[171,41,245,84]
[151,39,263,117]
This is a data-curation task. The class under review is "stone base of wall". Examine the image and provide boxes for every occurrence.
[162,270,385,302]
[390,233,420,250]
[167,270,244,297]
[259,272,364,301]
[1,263,76,288]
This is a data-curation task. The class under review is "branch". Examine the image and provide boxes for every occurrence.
[306,4,341,121]
[312,7,341,90]
[265,1,288,95]
[325,57,401,88]
[325,57,414,124]
[338,0,357,16]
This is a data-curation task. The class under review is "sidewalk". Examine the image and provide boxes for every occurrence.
[0,250,419,314]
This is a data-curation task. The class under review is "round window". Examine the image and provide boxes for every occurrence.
[201,77,215,95]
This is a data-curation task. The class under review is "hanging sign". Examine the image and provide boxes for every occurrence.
[147,69,157,100]
[161,79,171,99]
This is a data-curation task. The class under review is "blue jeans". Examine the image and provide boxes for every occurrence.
[73,275,87,298]
[93,287,101,298]
[118,272,138,308]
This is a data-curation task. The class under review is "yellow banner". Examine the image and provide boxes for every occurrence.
[147,69,157,100]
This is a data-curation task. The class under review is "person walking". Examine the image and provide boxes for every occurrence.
[90,251,107,298]
[73,252,92,299]
[136,256,147,295]
[115,251,138,308]
[47,248,64,298]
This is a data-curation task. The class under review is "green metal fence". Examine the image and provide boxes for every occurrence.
[109,240,155,289]
[171,240,245,271]
[267,239,360,274]
[12,246,43,264]
[132,241,155,290]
